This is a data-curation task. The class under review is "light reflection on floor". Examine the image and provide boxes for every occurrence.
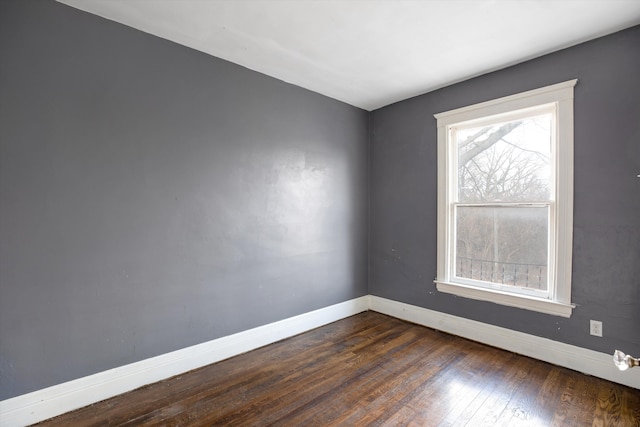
[441,378,550,426]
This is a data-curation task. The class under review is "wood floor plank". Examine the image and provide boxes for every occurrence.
[429,346,515,427]
[381,350,482,426]
[445,357,515,425]
[558,374,608,427]
[403,351,485,425]
[34,311,640,427]
[204,322,422,426]
[293,334,458,426]
[621,388,640,425]
[549,373,578,426]
[491,357,556,427]
[538,366,573,423]
[230,322,443,425]
[460,352,532,426]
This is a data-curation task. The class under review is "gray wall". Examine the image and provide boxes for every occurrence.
[0,0,368,399]
[370,26,640,356]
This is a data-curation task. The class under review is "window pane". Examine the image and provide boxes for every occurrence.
[455,206,548,290]
[457,114,552,203]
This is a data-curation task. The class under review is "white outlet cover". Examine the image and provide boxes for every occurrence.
[590,320,603,337]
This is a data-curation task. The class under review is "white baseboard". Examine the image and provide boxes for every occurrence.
[0,296,369,427]
[3,294,638,426]
[368,295,640,390]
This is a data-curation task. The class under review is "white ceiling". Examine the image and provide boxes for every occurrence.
[58,0,640,111]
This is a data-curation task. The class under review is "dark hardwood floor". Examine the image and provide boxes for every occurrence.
[36,311,640,426]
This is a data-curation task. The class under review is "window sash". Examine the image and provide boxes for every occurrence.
[449,202,552,299]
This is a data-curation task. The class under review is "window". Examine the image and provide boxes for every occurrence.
[434,80,577,317]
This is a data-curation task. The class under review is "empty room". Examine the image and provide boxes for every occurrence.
[1,0,639,425]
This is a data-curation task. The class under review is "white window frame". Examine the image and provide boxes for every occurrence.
[434,80,577,317]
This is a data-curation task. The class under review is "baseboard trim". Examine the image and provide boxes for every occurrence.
[0,296,369,427]
[368,295,640,390]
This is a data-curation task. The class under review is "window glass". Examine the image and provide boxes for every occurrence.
[456,113,552,203]
[455,205,548,290]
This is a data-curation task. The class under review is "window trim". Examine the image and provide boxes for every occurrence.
[434,80,577,318]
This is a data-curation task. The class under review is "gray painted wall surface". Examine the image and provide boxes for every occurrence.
[370,26,640,356]
[0,0,368,399]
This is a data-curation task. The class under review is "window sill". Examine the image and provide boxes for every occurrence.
[435,280,574,317]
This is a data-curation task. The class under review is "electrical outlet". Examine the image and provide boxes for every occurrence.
[590,320,603,337]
